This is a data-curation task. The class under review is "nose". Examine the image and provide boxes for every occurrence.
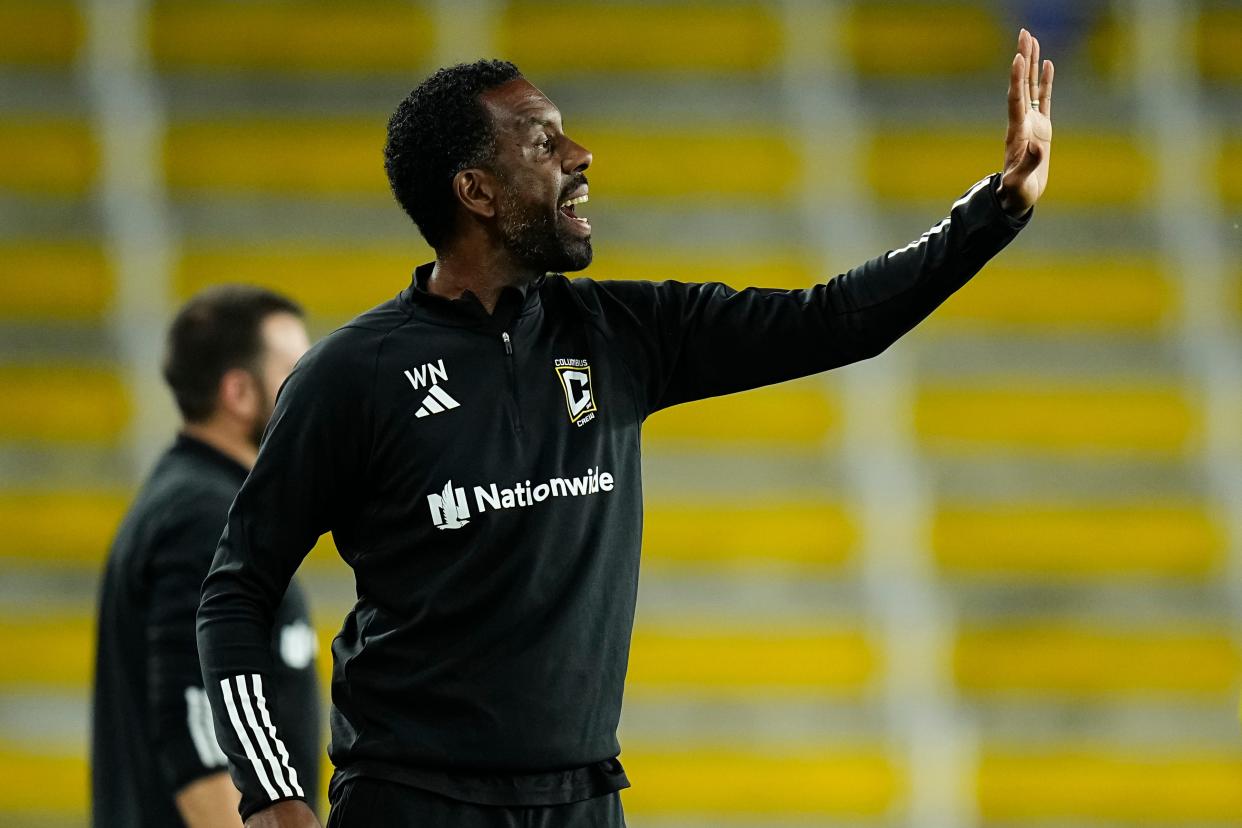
[563,137,591,174]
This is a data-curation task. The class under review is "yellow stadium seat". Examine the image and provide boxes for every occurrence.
[0,120,96,196]
[843,5,1005,76]
[150,1,432,73]
[866,129,1153,206]
[587,248,817,290]
[0,491,128,566]
[627,626,876,697]
[0,1,81,67]
[0,615,93,687]
[0,364,129,444]
[915,383,1198,456]
[1197,9,1242,81]
[932,255,1175,331]
[306,532,346,572]
[643,501,856,569]
[0,742,84,815]
[978,749,1242,822]
[574,124,799,201]
[176,245,433,321]
[933,502,1224,579]
[1218,136,1242,206]
[622,748,900,817]
[644,381,836,447]
[0,242,113,321]
[164,119,390,198]
[499,3,782,74]
[956,625,1239,695]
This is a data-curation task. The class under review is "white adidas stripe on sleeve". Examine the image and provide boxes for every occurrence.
[185,686,227,768]
[251,674,304,797]
[234,675,294,798]
[886,176,993,260]
[220,676,280,800]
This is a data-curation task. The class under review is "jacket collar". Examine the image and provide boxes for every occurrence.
[399,262,546,331]
[173,432,249,483]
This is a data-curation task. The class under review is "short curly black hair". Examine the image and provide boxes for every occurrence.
[384,59,523,249]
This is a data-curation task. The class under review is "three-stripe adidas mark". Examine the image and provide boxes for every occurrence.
[219,674,303,801]
[415,384,460,418]
[404,359,462,419]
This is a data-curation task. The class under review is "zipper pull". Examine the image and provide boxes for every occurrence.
[502,331,513,355]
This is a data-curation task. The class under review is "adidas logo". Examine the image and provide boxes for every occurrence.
[404,359,461,419]
[415,385,460,418]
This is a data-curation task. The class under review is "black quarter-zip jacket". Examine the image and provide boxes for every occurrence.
[198,174,1028,819]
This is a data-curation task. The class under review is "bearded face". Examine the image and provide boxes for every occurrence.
[496,170,593,275]
[477,79,595,278]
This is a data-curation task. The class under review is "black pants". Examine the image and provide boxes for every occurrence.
[326,778,627,828]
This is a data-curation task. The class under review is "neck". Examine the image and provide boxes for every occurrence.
[427,238,540,314]
[181,422,257,470]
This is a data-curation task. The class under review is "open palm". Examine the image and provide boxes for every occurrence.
[999,29,1054,216]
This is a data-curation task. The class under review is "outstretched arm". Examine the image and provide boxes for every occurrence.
[997,28,1054,216]
[592,29,1054,415]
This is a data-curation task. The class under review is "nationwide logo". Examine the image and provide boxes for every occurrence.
[427,467,616,530]
[427,479,471,530]
[404,358,461,419]
[554,358,597,427]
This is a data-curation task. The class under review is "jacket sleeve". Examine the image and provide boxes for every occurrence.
[594,173,1029,416]
[197,333,369,819]
[146,500,232,792]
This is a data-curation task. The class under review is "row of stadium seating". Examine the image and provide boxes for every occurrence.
[7,116,1242,203]
[5,0,1242,80]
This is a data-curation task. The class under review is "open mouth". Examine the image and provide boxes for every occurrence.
[558,192,591,232]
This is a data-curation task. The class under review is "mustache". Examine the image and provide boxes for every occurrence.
[560,173,588,201]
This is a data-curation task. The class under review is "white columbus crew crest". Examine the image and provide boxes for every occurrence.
[553,358,597,426]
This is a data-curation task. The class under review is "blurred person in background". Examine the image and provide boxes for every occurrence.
[92,286,322,828]
[197,29,1053,828]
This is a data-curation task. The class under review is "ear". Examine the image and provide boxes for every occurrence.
[453,167,498,220]
[217,367,259,421]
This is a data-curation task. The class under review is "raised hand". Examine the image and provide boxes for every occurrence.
[997,28,1054,217]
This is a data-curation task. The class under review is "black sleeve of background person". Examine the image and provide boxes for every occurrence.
[146,494,234,792]
[198,331,369,819]
[594,173,1029,416]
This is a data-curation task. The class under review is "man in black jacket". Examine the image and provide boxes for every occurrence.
[199,29,1054,828]
[93,286,321,827]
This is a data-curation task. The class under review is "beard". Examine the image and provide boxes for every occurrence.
[248,373,274,450]
[497,185,593,275]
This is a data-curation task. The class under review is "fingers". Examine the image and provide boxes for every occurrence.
[1014,29,1032,111]
[1008,52,1027,124]
[1028,34,1041,104]
[1039,59,1054,117]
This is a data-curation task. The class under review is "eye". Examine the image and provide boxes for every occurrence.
[538,134,554,152]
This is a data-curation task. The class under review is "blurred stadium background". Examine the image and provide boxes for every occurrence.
[1,0,1241,825]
